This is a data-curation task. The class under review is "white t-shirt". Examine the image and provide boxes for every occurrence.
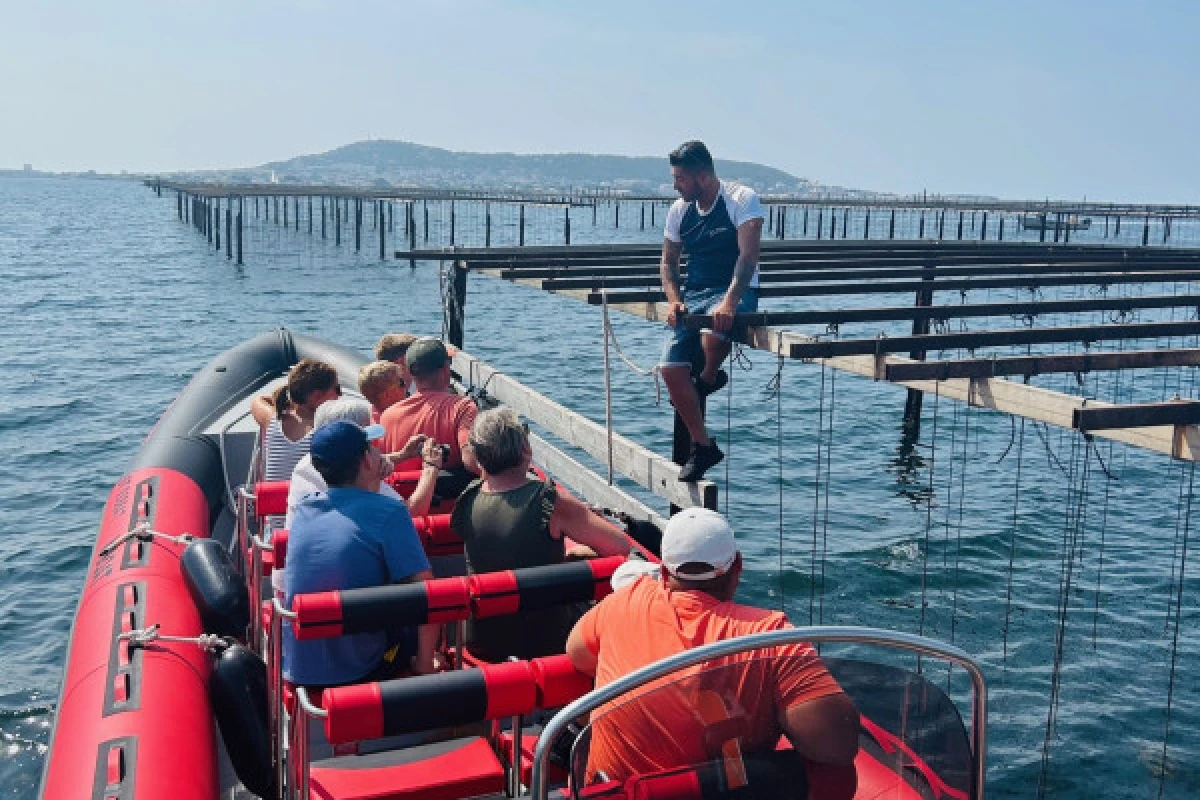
[663,181,766,288]
[283,454,405,528]
[663,181,765,243]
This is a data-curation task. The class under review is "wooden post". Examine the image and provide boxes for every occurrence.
[938,211,946,239]
[379,202,386,261]
[226,205,232,259]
[919,210,925,238]
[817,209,824,239]
[275,196,280,226]
[254,196,259,219]
[862,208,870,240]
[956,211,964,240]
[803,208,809,236]
[214,200,221,251]
[888,209,895,239]
[1142,216,1150,246]
[1164,216,1171,243]
[308,196,313,235]
[902,257,938,431]
[206,198,213,244]
[1104,215,1109,238]
[321,197,326,240]
[981,211,988,240]
[830,209,837,239]
[1064,214,1072,243]
[1039,213,1047,243]
[449,201,456,246]
[446,260,469,349]
[1115,215,1121,237]
[408,203,416,268]
[177,191,182,220]
[294,197,299,231]
[355,198,362,251]
[640,203,645,231]
[335,198,341,246]
[564,207,571,245]
[651,202,655,227]
[842,207,849,238]
[999,216,1005,241]
[593,202,598,226]
[388,201,393,233]
[236,208,243,266]
[423,200,429,243]
[779,206,787,240]
[519,204,525,246]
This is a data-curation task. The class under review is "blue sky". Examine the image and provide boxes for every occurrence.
[2,0,1196,201]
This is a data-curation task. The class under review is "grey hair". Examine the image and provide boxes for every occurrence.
[470,407,528,473]
[313,395,373,429]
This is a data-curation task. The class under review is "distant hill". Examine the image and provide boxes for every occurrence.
[179,140,819,195]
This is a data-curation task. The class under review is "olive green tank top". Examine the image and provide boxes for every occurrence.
[450,478,572,661]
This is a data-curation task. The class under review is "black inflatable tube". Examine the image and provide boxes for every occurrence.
[131,328,368,528]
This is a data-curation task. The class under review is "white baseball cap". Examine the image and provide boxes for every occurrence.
[661,508,738,580]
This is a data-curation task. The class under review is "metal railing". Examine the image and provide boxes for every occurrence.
[529,626,988,800]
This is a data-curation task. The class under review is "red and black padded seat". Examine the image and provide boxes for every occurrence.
[469,556,626,620]
[310,662,540,800]
[293,577,471,641]
[254,480,290,518]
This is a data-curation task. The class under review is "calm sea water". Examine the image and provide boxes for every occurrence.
[0,176,1197,797]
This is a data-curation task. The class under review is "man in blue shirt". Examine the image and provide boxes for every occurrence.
[659,141,766,482]
[283,420,438,687]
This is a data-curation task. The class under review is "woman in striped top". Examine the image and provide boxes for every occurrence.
[252,358,342,532]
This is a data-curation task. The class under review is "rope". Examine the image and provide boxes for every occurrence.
[808,363,827,626]
[600,291,662,405]
[917,382,940,662]
[1002,417,1026,663]
[99,524,194,558]
[949,403,971,643]
[1158,461,1194,800]
[119,623,228,654]
[818,368,836,625]
[772,354,785,612]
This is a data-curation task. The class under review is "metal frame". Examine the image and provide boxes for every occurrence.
[529,626,988,800]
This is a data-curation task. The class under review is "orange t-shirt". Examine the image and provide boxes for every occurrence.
[380,391,477,469]
[574,577,843,783]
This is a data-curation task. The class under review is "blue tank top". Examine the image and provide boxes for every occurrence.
[679,194,741,290]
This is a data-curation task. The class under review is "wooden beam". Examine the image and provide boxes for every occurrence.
[527,432,669,531]
[1073,400,1200,432]
[450,350,716,510]
[787,320,1200,359]
[884,348,1200,381]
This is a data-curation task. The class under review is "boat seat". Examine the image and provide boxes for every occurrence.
[469,556,625,619]
[291,558,625,642]
[305,661,541,800]
[253,480,290,517]
[311,737,506,800]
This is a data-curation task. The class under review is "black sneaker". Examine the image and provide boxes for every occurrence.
[694,369,728,398]
[678,441,724,482]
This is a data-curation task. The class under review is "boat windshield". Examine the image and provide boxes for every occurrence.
[540,631,982,800]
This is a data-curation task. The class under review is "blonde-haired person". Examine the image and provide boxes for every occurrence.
[374,332,419,394]
[358,360,407,422]
[450,407,631,661]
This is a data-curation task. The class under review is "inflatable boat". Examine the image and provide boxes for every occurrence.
[40,329,988,800]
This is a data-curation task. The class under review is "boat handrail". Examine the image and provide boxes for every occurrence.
[529,625,987,800]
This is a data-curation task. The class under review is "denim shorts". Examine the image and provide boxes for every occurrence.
[659,286,759,369]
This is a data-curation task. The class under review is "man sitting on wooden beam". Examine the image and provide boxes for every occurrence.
[659,140,765,481]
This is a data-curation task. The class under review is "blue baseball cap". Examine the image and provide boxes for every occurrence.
[310,421,385,471]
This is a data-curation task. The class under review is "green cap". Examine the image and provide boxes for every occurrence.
[405,337,450,376]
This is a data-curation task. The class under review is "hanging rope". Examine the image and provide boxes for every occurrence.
[1165,460,1190,631]
[599,290,662,405]
[766,353,786,611]
[809,363,828,626]
[818,367,836,625]
[1037,432,1092,798]
[1158,461,1194,800]
[949,403,971,643]
[1002,417,1026,663]
[917,383,941,657]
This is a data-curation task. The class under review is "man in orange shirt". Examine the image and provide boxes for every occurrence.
[566,508,859,794]
[380,338,479,493]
